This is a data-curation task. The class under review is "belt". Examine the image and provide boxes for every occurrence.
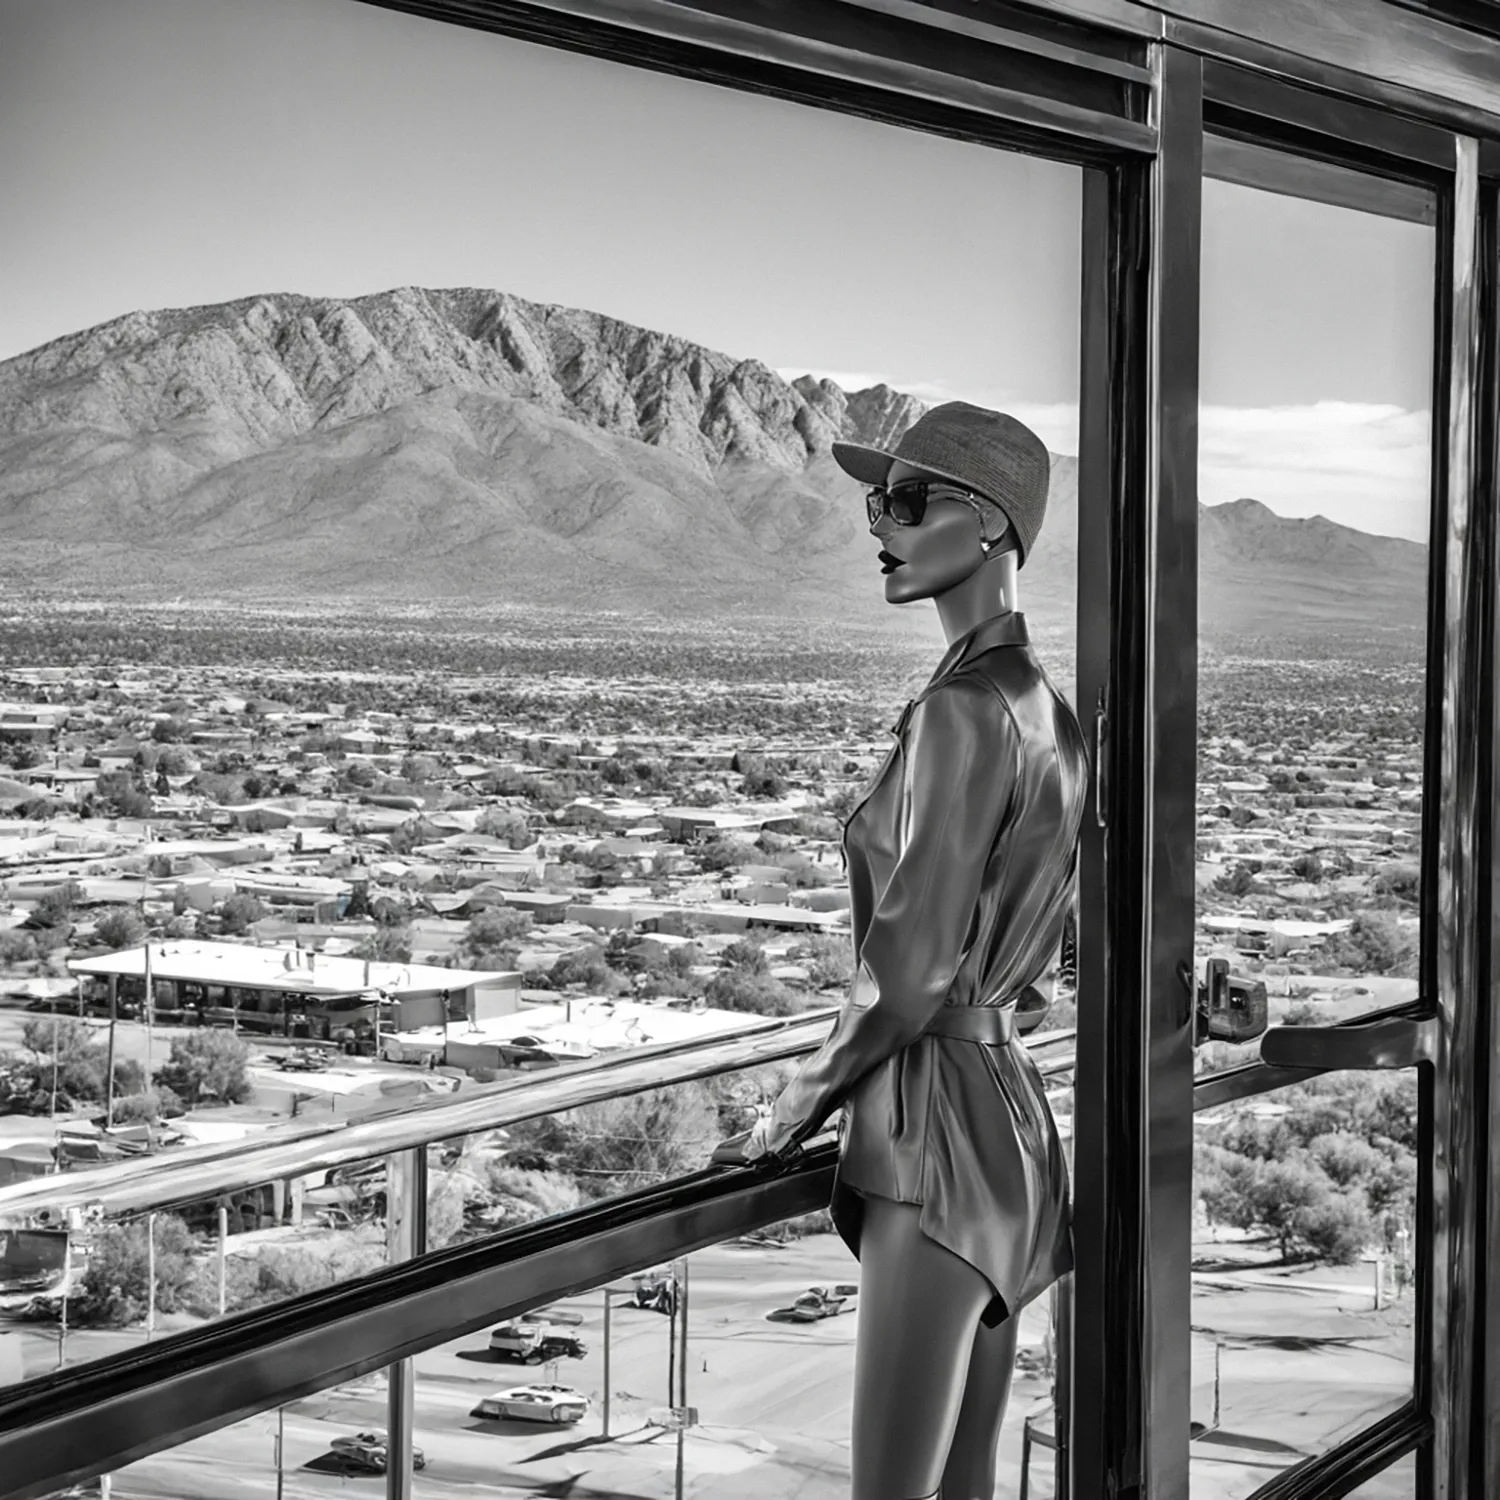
[924,1005,1015,1044]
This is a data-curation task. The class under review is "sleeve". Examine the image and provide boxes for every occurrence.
[755,678,1020,1157]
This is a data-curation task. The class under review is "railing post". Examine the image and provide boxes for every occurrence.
[217,1205,228,1318]
[384,1147,427,1500]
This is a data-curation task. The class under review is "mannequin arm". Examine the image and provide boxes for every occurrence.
[752,679,1019,1158]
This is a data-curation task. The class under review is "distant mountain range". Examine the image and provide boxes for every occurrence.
[0,287,1427,639]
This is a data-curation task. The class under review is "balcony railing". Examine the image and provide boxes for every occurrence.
[0,1002,1411,1500]
[0,1015,1077,1499]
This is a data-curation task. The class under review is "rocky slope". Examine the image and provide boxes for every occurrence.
[0,287,1424,638]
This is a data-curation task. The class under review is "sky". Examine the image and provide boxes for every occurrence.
[0,0,1436,541]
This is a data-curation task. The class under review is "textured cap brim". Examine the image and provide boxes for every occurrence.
[830,441,897,487]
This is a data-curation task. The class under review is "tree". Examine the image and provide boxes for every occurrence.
[352,926,413,964]
[1289,853,1325,881]
[1214,864,1256,898]
[721,939,769,975]
[460,906,532,970]
[400,752,442,784]
[546,945,626,995]
[791,933,855,990]
[696,838,744,872]
[476,806,536,849]
[74,1215,197,1326]
[218,893,267,935]
[1322,911,1415,977]
[94,906,147,951]
[500,1085,718,1198]
[704,969,798,1016]
[94,769,153,819]
[32,882,83,930]
[17,1017,124,1103]
[156,1030,252,1106]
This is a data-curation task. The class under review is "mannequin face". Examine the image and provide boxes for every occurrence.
[871,459,1006,605]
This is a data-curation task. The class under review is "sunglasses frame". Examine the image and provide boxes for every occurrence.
[865,480,1000,547]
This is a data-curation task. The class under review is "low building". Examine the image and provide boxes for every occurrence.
[69,940,521,1039]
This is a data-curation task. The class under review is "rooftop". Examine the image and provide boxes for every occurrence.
[69,940,517,997]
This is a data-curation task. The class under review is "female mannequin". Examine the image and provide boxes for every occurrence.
[713,403,1089,1500]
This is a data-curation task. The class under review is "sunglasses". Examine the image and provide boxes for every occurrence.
[865,480,991,532]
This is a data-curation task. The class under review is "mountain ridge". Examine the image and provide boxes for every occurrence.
[0,287,1426,638]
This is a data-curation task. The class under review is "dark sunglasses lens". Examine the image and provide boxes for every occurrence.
[887,484,928,526]
[865,489,885,526]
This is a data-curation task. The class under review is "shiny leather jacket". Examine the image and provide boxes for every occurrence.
[759,611,1089,1157]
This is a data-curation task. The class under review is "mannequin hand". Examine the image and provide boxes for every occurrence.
[710,1118,776,1166]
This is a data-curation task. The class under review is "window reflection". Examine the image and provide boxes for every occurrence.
[1190,1070,1417,1497]
[1195,175,1434,1078]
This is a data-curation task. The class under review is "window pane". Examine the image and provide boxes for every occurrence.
[1191,1069,1417,1498]
[1194,171,1435,1079]
[1344,1451,1417,1496]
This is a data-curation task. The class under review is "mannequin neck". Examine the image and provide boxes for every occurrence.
[934,548,1019,646]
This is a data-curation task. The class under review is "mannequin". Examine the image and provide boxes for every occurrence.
[713,404,1089,1500]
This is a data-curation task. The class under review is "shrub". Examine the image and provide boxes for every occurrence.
[476,806,536,849]
[32,883,83,929]
[721,939,768,975]
[704,969,798,1016]
[74,1215,197,1325]
[696,838,743,872]
[93,906,146,951]
[500,1086,718,1199]
[791,934,855,990]
[156,1030,252,1106]
[218,893,267,935]
[0,930,39,965]
[351,926,412,964]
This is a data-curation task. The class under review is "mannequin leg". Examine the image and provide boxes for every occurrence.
[940,1310,1021,1500]
[849,1196,996,1500]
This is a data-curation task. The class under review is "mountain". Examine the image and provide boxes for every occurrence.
[0,287,1424,639]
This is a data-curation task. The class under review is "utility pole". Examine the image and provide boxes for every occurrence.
[275,1405,285,1500]
[675,1257,689,1500]
[602,1289,613,1438]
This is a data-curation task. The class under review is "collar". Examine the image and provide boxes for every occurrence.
[926,611,1029,689]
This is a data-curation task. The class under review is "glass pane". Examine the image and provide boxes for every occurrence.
[1345,1451,1417,1496]
[402,1240,1059,1499]
[1,0,1084,1424]
[1194,170,1435,1079]
[1191,1069,1418,1498]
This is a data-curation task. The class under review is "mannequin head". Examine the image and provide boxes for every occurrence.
[832,401,1046,642]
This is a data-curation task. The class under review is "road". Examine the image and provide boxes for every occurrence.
[7,1232,1414,1499]
[69,1236,1058,1500]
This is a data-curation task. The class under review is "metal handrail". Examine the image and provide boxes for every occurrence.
[0,1147,841,1500]
[0,1012,1079,1222]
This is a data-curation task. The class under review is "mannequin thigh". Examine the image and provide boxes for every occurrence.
[849,1195,996,1500]
[940,1308,1021,1500]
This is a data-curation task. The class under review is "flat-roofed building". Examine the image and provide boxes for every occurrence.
[69,940,520,1039]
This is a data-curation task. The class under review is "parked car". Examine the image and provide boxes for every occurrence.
[774,1283,859,1321]
[329,1431,426,1472]
[475,1385,590,1425]
[488,1322,588,1364]
[276,1045,335,1072]
[632,1268,676,1314]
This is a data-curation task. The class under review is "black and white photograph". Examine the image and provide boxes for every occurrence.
[0,4,1495,1500]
